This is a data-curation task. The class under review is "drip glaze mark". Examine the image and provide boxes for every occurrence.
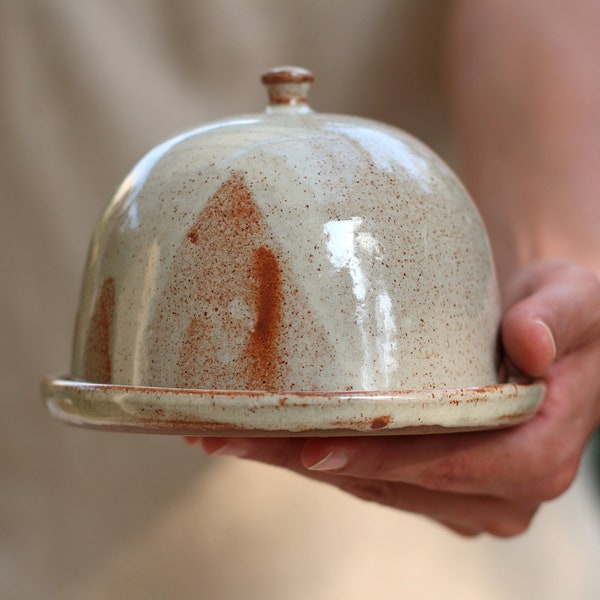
[84,277,115,383]
[246,246,282,390]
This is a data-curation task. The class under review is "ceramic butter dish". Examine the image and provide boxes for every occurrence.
[42,67,543,436]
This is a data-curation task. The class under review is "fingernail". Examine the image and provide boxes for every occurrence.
[533,318,557,361]
[210,443,249,458]
[183,436,204,448]
[193,437,249,458]
[307,451,348,471]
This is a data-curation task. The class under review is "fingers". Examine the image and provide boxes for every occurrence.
[336,478,538,538]
[188,424,575,505]
[299,427,577,503]
[188,436,539,536]
[187,435,378,491]
[186,436,308,471]
[502,259,600,377]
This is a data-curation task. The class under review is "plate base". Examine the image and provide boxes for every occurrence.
[42,377,544,437]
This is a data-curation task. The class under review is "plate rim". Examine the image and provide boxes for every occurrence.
[42,376,545,436]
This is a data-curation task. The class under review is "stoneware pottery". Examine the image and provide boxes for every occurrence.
[42,66,544,436]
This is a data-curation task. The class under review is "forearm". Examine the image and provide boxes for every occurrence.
[446,0,600,289]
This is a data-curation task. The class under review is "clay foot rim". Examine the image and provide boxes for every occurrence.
[42,377,544,437]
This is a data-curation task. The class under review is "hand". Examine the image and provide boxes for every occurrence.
[186,259,600,537]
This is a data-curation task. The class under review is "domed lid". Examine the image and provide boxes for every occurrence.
[43,67,544,436]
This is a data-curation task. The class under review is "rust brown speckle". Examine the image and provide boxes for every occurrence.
[149,172,289,391]
[370,416,390,430]
[146,169,334,392]
[84,277,115,384]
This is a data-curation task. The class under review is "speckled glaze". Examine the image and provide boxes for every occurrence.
[44,67,544,435]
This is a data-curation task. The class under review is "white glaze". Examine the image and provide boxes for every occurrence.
[70,68,501,393]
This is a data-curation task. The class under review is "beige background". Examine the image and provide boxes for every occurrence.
[2,1,600,598]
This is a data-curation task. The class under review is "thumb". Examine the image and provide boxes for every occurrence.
[501,261,600,378]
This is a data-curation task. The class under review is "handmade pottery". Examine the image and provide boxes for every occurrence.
[43,66,543,435]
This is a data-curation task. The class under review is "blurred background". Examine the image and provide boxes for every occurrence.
[2,1,600,598]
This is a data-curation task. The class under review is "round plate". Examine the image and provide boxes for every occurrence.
[42,377,544,436]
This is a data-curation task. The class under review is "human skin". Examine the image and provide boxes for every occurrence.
[187,0,600,536]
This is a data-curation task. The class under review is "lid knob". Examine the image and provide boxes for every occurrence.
[261,66,314,113]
